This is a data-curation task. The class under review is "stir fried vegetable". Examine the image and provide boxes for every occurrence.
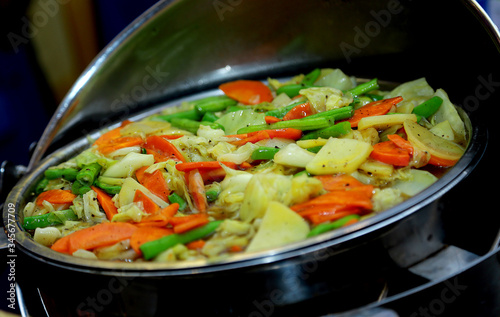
[23,68,469,263]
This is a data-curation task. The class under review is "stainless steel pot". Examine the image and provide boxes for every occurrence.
[3,0,500,316]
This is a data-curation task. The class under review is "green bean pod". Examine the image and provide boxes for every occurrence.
[23,209,78,230]
[140,220,223,260]
[307,215,360,237]
[44,168,79,181]
[251,147,280,160]
[168,193,187,211]
[346,78,379,97]
[76,163,102,186]
[301,121,352,140]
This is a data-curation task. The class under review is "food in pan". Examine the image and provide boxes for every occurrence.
[23,68,468,262]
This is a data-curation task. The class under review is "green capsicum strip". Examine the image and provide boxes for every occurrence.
[251,146,281,160]
[300,121,352,140]
[168,193,187,211]
[23,209,78,230]
[44,168,79,181]
[76,162,102,186]
[307,215,360,237]
[412,96,443,118]
[140,220,223,260]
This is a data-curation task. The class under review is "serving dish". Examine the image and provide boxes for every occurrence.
[3,0,499,316]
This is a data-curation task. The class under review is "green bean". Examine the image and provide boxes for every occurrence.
[305,106,354,121]
[168,193,187,211]
[412,96,443,118]
[276,83,313,98]
[226,105,246,113]
[302,68,321,86]
[23,209,78,230]
[140,220,223,260]
[71,180,92,195]
[206,189,220,202]
[293,170,312,178]
[170,118,223,134]
[34,177,49,195]
[194,95,237,114]
[237,116,331,134]
[156,109,203,122]
[44,168,79,181]
[307,215,360,237]
[76,163,101,186]
[201,112,220,122]
[306,146,323,153]
[300,121,352,140]
[346,78,379,97]
[274,69,321,98]
[264,101,304,119]
[251,147,280,160]
[365,93,384,101]
[94,179,121,195]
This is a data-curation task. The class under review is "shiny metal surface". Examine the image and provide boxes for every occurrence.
[4,0,500,316]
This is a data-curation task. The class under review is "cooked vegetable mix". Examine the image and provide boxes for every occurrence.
[23,68,468,263]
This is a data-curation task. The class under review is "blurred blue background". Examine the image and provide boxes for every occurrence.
[0,0,160,167]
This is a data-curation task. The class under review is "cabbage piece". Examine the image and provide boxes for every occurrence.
[267,74,304,90]
[103,152,154,178]
[75,148,116,170]
[315,68,356,90]
[197,125,226,142]
[299,87,353,112]
[372,188,404,212]
[391,169,438,197]
[215,109,267,135]
[430,120,455,141]
[82,190,106,221]
[118,177,169,208]
[120,120,173,138]
[218,142,259,164]
[385,78,434,105]
[216,167,253,209]
[274,143,316,168]
[246,201,309,252]
[169,135,213,162]
[430,89,466,144]
[34,227,61,246]
[239,173,322,222]
[113,203,147,222]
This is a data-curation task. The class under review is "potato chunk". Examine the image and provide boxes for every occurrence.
[246,202,309,252]
[306,138,373,175]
